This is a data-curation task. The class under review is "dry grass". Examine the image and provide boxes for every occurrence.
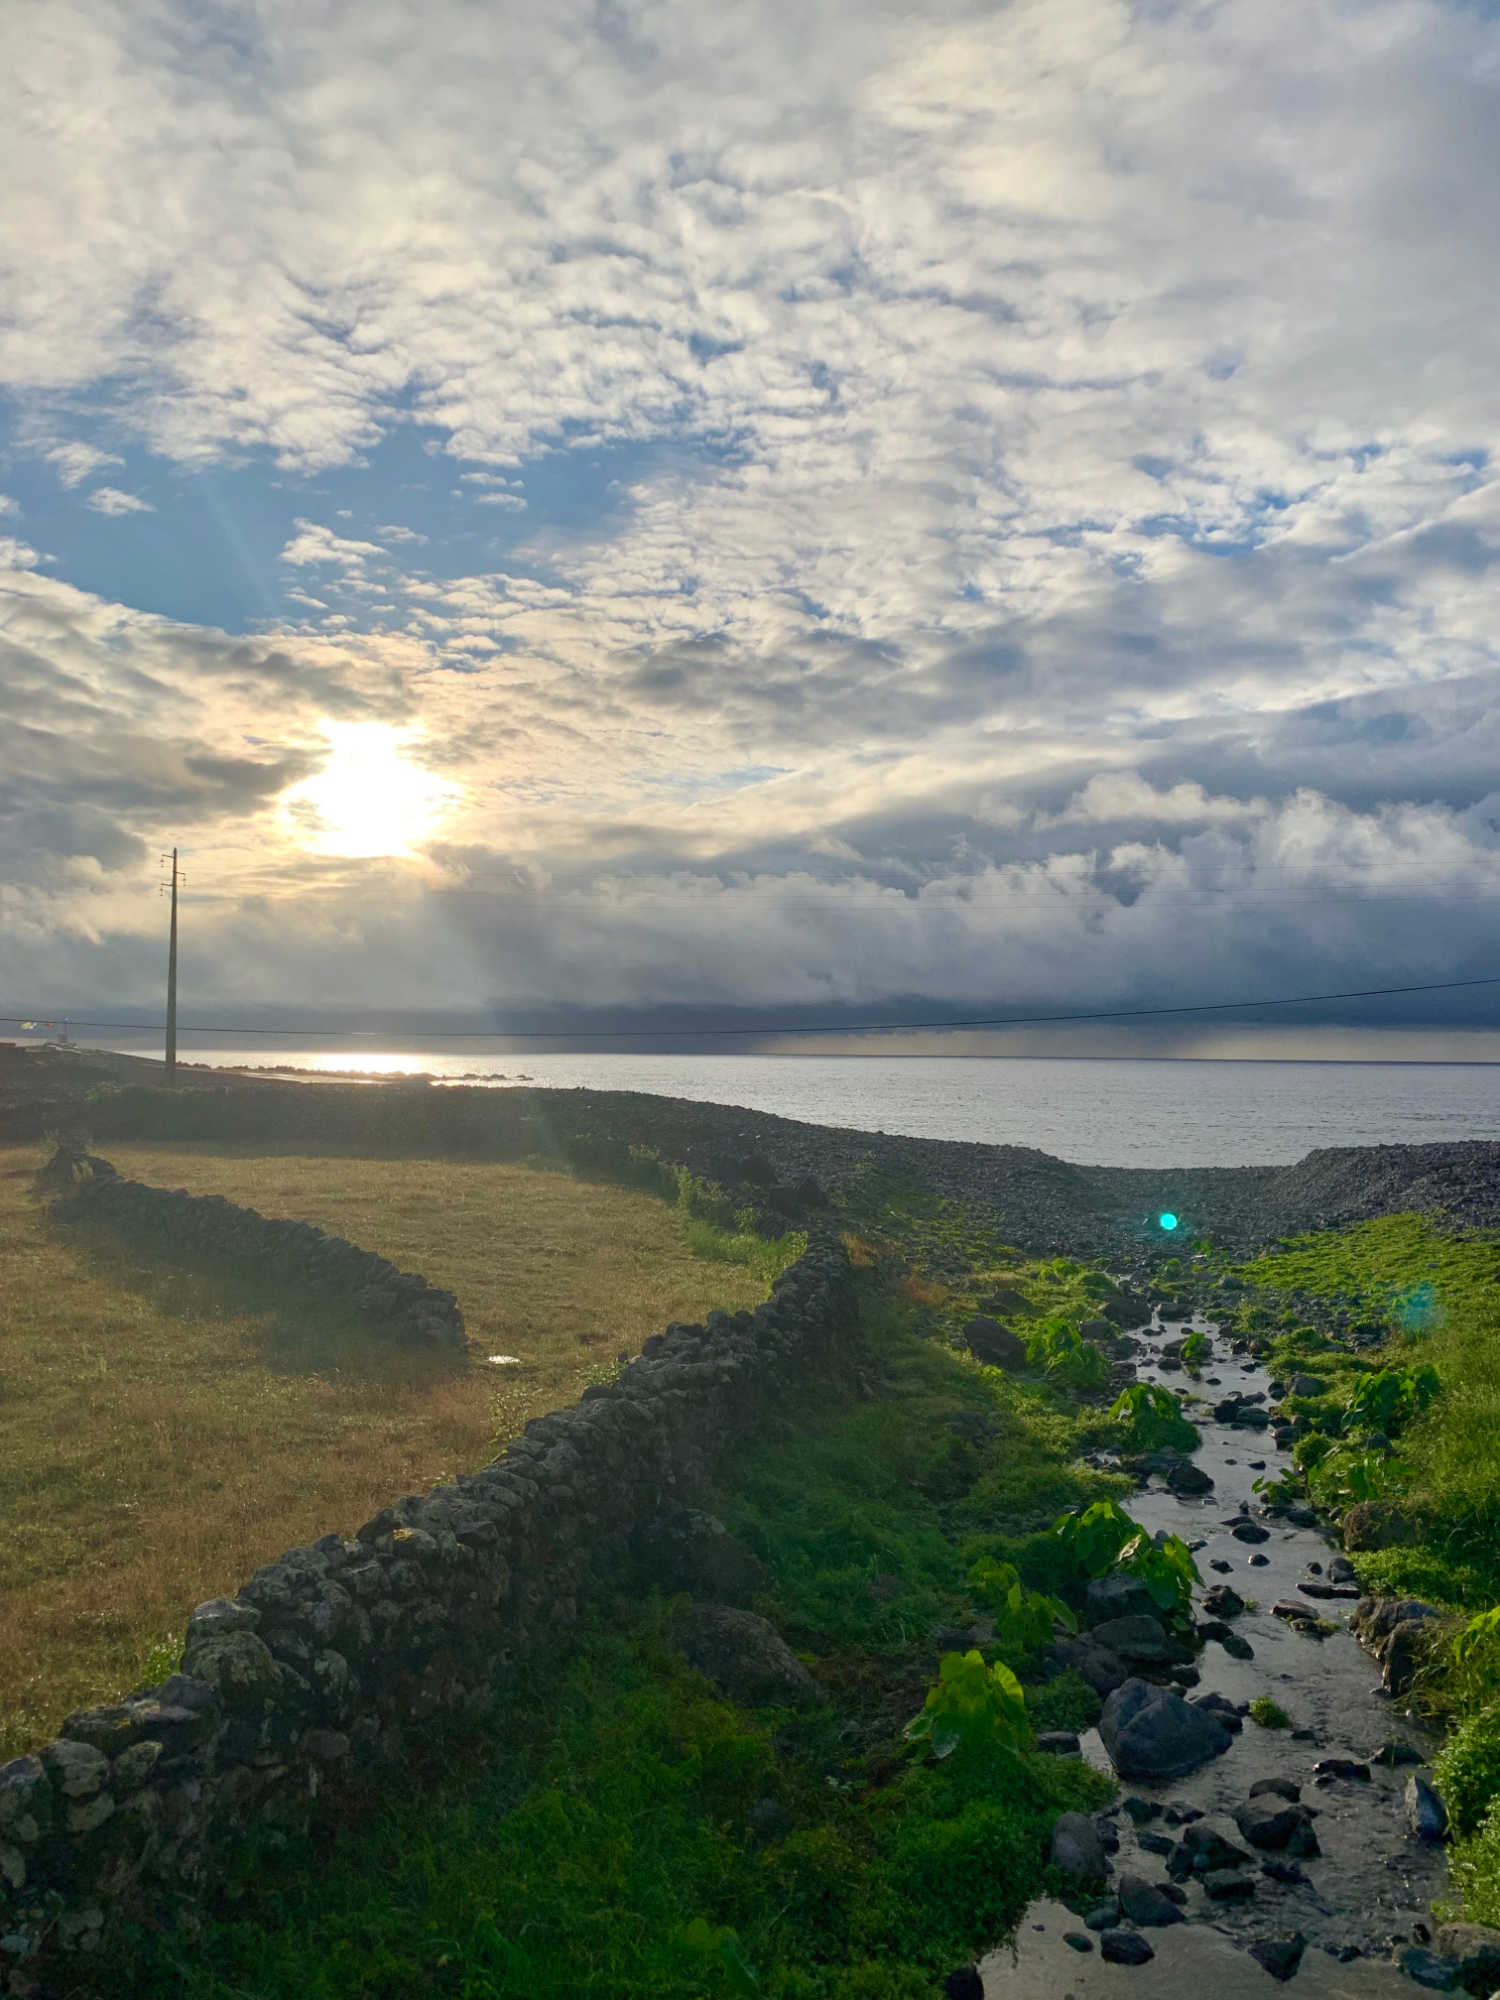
[0,1142,771,1757]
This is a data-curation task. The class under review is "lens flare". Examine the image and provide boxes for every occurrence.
[1159,1212,1178,1231]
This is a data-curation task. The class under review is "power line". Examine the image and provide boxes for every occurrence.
[5,970,1500,1043]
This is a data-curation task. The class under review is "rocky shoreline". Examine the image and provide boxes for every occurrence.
[6,1044,1500,1262]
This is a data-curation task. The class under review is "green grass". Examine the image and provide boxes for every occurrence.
[1248,1696,1292,1730]
[1435,1701,1500,1839]
[112,1602,1107,2000]
[1234,1213,1500,1928]
[683,1216,808,1286]
[714,1286,1123,1656]
[0,1143,781,1758]
[1445,1799,1500,1932]
[107,1272,1118,2000]
[1237,1214,1500,1604]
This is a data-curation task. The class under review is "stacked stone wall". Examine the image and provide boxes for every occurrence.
[0,1233,858,1992]
[48,1154,465,1349]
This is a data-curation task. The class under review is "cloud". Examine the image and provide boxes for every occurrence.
[85,485,154,515]
[43,442,124,488]
[4,0,1500,1035]
[279,520,385,568]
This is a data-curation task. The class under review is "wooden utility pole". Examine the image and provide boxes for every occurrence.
[164,847,179,1084]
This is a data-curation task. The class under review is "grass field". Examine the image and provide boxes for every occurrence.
[0,1141,781,1758]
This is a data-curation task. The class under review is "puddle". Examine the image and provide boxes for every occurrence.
[985,1310,1449,1995]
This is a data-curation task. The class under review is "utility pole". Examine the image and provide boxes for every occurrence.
[162,848,180,1084]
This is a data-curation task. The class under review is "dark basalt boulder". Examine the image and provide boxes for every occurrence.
[1177,1816,1255,1873]
[1084,1574,1158,1626]
[1350,1595,1447,1693]
[1341,1499,1425,1551]
[1099,1678,1234,1779]
[1100,1929,1155,1965]
[1050,1810,1109,1878]
[1249,1935,1308,1983]
[1088,1613,1171,1662]
[1405,1774,1449,1842]
[1166,1461,1214,1495]
[638,1509,768,1609]
[1433,1922,1500,1994]
[961,1315,1026,1370]
[1234,1797,1320,1854]
[1116,1872,1185,1927]
[673,1605,819,1708]
[978,1287,1038,1318]
[1052,1634,1131,1697]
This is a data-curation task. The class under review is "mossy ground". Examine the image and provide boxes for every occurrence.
[109,1256,1121,2000]
[0,1142,785,1758]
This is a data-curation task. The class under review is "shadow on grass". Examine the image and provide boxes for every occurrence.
[44,1214,472,1385]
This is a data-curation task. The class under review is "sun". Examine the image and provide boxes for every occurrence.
[283,722,455,858]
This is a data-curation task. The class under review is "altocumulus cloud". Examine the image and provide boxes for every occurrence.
[1,0,1499,1037]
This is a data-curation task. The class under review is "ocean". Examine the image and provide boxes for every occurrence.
[72,1044,1500,1169]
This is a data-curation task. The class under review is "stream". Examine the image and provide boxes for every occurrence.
[985,1305,1450,1997]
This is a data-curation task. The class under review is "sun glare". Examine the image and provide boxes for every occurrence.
[284,723,454,858]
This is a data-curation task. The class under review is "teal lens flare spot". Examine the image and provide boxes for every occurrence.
[1159,1212,1178,1231]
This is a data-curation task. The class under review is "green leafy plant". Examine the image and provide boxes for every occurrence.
[1107,1381,1198,1453]
[1025,1316,1110,1392]
[1305,1444,1411,1514]
[1249,1696,1292,1729]
[1251,1470,1301,1509]
[1047,1500,1199,1621]
[672,1918,760,1997]
[1115,1530,1199,1621]
[904,1649,1032,1768]
[967,1557,1076,1662]
[1180,1328,1209,1367]
[1048,1498,1138,1581]
[1343,1363,1442,1440]
[1079,1272,1117,1301]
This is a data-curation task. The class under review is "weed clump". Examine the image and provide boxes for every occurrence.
[1249,1696,1293,1729]
[1437,1702,1500,1839]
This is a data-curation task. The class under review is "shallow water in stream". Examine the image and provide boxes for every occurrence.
[986,1310,1449,1997]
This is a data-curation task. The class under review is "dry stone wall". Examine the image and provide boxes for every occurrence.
[46,1152,465,1350]
[0,1233,858,1994]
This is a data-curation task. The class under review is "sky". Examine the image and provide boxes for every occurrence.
[4,0,1500,1056]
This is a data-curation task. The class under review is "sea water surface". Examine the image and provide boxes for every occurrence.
[78,1046,1500,1169]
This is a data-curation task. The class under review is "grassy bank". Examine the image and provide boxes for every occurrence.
[0,1143,784,1758]
[1230,1215,1500,1928]
[109,1265,1128,2000]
